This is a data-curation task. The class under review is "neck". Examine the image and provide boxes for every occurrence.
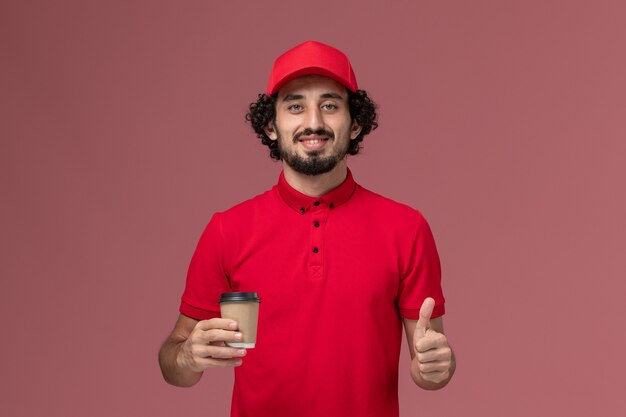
[282,160,348,197]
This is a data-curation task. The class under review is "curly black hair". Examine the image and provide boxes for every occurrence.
[245,89,378,161]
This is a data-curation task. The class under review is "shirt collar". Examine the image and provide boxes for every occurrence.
[276,169,357,213]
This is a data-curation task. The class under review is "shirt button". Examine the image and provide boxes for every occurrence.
[312,247,319,253]
[313,201,320,206]
[313,221,320,228]
[329,203,335,209]
[299,207,305,214]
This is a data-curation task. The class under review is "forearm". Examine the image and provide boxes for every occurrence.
[410,348,456,390]
[158,336,203,387]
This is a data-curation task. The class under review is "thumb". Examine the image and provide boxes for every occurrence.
[415,297,435,340]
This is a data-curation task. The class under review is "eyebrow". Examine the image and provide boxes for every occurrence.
[281,92,345,102]
[320,93,344,100]
[282,94,304,102]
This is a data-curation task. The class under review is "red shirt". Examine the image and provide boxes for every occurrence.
[180,169,445,417]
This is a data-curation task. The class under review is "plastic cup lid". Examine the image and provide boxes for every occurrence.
[219,292,261,303]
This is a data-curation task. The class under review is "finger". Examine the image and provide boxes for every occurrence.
[417,298,435,330]
[203,345,247,360]
[418,361,447,373]
[416,331,447,353]
[198,329,243,344]
[420,370,449,384]
[196,318,238,331]
[415,297,435,340]
[417,347,452,364]
[194,357,243,369]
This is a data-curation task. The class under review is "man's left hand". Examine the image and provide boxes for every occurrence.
[412,297,453,384]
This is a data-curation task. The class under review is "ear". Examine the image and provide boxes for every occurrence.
[350,120,362,140]
[264,121,278,140]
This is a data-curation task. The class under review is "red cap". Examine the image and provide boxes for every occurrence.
[266,41,358,95]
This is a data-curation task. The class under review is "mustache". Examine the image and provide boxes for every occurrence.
[293,128,335,143]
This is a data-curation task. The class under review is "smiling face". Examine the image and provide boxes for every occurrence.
[264,75,362,176]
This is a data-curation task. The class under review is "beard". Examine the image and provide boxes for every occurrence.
[277,128,349,176]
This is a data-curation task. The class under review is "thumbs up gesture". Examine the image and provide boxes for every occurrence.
[412,297,454,385]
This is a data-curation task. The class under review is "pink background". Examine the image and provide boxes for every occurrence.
[2,1,625,416]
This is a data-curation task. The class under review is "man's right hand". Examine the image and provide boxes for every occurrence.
[177,318,247,372]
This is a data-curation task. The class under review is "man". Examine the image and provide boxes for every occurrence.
[159,40,455,416]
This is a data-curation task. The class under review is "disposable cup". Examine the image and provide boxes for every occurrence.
[219,292,260,348]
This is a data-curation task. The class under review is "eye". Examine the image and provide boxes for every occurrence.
[287,104,303,112]
[321,103,337,111]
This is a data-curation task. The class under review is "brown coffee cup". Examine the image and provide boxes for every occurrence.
[219,292,260,348]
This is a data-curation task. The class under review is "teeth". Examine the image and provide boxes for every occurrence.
[302,138,324,144]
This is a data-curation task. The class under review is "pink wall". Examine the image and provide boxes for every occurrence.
[2,1,625,416]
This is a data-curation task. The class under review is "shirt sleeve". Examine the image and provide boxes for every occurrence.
[179,213,231,320]
[398,213,446,320]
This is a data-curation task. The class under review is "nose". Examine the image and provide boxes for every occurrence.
[304,106,324,132]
